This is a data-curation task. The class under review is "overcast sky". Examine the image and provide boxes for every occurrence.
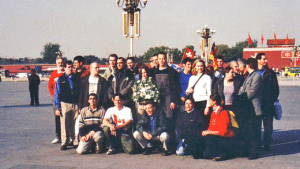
[0,0,299,59]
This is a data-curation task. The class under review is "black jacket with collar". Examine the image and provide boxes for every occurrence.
[213,77,242,107]
[136,108,167,137]
[78,75,107,109]
[260,67,279,114]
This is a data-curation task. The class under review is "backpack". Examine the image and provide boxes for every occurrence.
[219,108,239,128]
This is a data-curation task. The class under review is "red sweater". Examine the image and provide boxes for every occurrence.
[48,70,64,97]
[207,107,234,137]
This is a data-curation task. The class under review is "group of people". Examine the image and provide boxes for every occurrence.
[47,52,279,161]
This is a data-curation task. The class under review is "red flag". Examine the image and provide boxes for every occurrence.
[285,34,289,45]
[248,33,252,46]
[261,34,264,45]
[274,32,278,45]
[182,47,194,60]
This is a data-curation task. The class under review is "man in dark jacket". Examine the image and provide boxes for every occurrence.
[28,69,40,106]
[256,53,279,151]
[108,57,134,107]
[151,52,180,120]
[54,61,81,150]
[133,102,170,156]
[78,62,107,110]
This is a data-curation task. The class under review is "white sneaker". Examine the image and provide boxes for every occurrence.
[51,138,61,144]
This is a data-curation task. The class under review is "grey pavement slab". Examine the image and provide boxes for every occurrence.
[1,81,300,169]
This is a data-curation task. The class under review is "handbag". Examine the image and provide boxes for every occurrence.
[186,74,204,99]
[274,100,282,120]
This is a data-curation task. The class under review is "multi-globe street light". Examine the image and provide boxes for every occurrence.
[116,0,148,57]
[197,25,215,64]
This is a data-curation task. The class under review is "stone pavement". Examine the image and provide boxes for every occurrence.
[1,81,300,169]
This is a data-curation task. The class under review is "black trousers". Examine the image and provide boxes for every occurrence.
[52,101,61,139]
[262,104,274,147]
[103,126,135,154]
[194,101,209,129]
[243,115,262,156]
[30,89,39,105]
[177,135,205,157]
[203,135,235,158]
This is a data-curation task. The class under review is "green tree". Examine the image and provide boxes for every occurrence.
[215,39,258,62]
[35,58,44,63]
[40,43,62,64]
[142,46,170,63]
[84,55,100,65]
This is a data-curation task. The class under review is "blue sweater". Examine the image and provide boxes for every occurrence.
[179,71,192,98]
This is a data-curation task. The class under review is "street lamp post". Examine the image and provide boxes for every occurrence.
[116,0,148,57]
[197,25,215,65]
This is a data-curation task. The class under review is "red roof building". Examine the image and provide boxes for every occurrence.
[243,39,299,69]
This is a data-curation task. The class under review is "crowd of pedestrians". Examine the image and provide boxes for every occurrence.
[48,52,279,161]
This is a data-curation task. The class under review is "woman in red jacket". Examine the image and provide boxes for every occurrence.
[202,94,235,161]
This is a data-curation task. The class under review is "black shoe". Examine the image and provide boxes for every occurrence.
[263,145,271,151]
[73,145,78,149]
[68,142,74,147]
[162,150,170,156]
[248,154,259,160]
[192,153,202,159]
[142,148,151,155]
[60,145,67,151]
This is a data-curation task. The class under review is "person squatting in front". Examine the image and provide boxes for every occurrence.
[102,94,135,155]
[133,101,170,156]
[76,93,106,154]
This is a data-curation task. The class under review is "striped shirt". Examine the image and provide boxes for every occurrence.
[78,106,106,136]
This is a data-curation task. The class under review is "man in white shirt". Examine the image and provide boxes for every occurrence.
[103,95,135,155]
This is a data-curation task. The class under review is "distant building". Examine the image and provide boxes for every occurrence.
[243,38,300,70]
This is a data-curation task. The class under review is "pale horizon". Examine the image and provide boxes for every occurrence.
[0,0,299,60]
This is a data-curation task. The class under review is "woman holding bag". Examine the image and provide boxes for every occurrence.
[186,59,212,129]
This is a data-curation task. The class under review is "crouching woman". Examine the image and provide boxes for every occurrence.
[202,94,235,161]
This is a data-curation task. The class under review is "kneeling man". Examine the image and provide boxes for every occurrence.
[133,102,170,156]
[76,93,106,154]
[103,95,135,155]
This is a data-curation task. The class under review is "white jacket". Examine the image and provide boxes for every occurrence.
[187,74,212,107]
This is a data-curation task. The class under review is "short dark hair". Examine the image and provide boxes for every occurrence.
[118,57,126,63]
[210,94,222,106]
[88,93,98,99]
[182,57,193,65]
[74,55,84,64]
[184,97,195,105]
[31,69,36,73]
[127,57,135,63]
[152,54,158,57]
[256,53,266,60]
[224,66,233,74]
[65,60,73,67]
[109,54,118,60]
[113,94,124,100]
[157,52,167,58]
[216,55,224,61]
[145,100,154,107]
[246,58,258,69]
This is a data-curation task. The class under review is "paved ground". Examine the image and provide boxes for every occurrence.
[1,81,300,169]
